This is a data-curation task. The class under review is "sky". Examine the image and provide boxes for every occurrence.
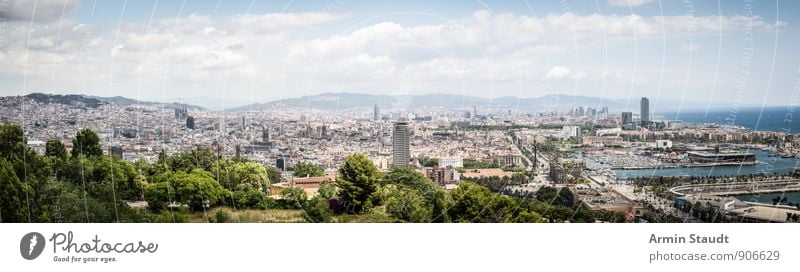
[0,0,798,110]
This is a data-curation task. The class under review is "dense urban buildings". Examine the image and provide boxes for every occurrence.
[3,92,800,224]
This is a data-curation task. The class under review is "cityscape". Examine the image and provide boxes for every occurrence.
[1,0,800,224]
[2,91,800,223]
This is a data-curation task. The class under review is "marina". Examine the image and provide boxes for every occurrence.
[590,150,800,179]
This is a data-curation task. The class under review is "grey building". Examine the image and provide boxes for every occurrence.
[392,118,411,167]
[186,116,195,129]
[621,112,633,126]
[640,97,650,127]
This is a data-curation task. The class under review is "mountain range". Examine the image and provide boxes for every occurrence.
[4,92,759,113]
[224,92,746,113]
[5,93,205,111]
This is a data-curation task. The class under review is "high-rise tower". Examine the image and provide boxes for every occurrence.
[392,118,411,167]
[640,97,650,127]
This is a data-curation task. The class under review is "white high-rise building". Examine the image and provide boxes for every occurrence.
[562,125,582,139]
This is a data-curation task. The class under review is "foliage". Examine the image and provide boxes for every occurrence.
[303,196,332,223]
[214,210,229,223]
[418,157,439,167]
[448,182,508,222]
[381,167,438,201]
[383,185,432,222]
[71,129,102,157]
[430,189,453,223]
[317,183,337,199]
[0,122,609,224]
[463,159,500,169]
[265,165,282,183]
[280,187,307,209]
[45,139,68,159]
[0,158,29,222]
[167,149,217,173]
[145,169,229,212]
[232,188,272,210]
[336,153,381,214]
[293,161,325,177]
[535,186,575,208]
[212,160,269,192]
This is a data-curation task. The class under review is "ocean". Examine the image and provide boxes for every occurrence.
[658,107,800,133]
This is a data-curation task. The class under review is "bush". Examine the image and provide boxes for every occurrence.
[214,210,230,223]
[303,196,332,223]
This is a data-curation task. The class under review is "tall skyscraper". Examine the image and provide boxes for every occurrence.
[640,97,650,127]
[374,104,380,121]
[392,118,411,167]
[473,105,477,120]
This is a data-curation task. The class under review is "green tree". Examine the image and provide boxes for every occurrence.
[293,161,325,177]
[144,181,172,212]
[280,187,307,209]
[146,169,229,212]
[45,139,68,159]
[512,211,544,223]
[384,185,432,222]
[535,186,575,208]
[303,196,332,222]
[448,182,495,222]
[0,123,25,158]
[265,165,282,184]
[418,157,439,167]
[336,153,381,214]
[168,149,217,173]
[64,156,142,203]
[430,189,453,223]
[232,188,271,210]
[71,129,103,158]
[447,182,523,223]
[381,166,437,199]
[213,160,269,192]
[317,182,337,199]
[0,158,29,222]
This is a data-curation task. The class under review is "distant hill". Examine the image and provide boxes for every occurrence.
[85,95,205,111]
[2,93,206,111]
[5,92,747,113]
[22,93,109,108]
[225,92,724,113]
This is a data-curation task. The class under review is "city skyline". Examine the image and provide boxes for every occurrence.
[1,0,798,110]
[3,0,800,226]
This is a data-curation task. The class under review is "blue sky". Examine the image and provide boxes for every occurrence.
[1,0,799,111]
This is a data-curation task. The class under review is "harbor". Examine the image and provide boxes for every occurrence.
[582,150,800,179]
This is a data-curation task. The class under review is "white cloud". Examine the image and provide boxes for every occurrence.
[608,0,654,7]
[0,0,79,22]
[230,12,348,34]
[0,8,786,103]
[546,66,571,79]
